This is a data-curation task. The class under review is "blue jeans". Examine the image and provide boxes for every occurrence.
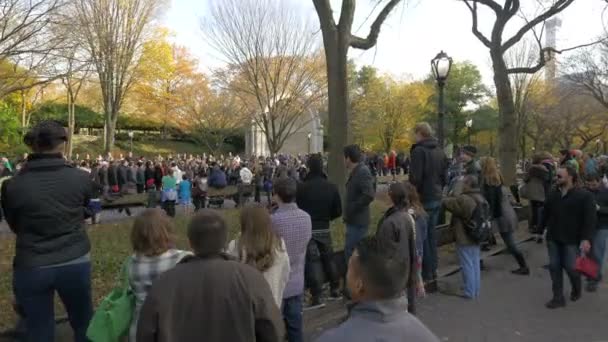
[282,295,303,342]
[345,224,368,264]
[456,245,481,299]
[590,228,608,283]
[422,201,441,282]
[13,261,93,342]
[547,240,580,298]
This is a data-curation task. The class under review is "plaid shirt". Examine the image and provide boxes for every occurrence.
[271,202,312,298]
[128,249,192,340]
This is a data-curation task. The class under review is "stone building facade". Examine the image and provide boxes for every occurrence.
[245,111,324,157]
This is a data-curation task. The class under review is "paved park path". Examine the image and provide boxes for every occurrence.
[305,239,608,342]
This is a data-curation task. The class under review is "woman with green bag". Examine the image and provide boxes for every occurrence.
[88,209,191,341]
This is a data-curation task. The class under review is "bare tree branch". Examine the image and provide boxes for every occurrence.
[349,0,402,50]
[502,0,575,52]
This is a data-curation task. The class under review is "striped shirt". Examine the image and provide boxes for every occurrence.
[271,203,312,298]
[128,249,192,341]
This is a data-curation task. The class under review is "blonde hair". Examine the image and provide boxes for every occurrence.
[481,157,503,187]
[414,122,433,138]
[237,204,283,272]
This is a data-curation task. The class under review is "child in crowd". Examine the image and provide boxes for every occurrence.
[179,175,192,214]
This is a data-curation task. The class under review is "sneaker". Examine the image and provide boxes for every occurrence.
[545,297,566,309]
[304,298,326,311]
[570,291,582,302]
[328,290,342,301]
[586,282,598,293]
[511,267,530,276]
[425,281,438,294]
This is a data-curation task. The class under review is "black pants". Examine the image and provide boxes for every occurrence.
[136,184,144,194]
[548,241,581,299]
[163,200,176,217]
[254,185,261,203]
[305,232,339,299]
[193,195,206,211]
[529,201,544,234]
[500,231,527,268]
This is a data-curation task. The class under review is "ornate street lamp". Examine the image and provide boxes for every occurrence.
[431,50,453,147]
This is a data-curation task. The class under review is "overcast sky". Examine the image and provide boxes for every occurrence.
[163,0,607,87]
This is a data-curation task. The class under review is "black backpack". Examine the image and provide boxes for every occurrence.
[464,195,492,243]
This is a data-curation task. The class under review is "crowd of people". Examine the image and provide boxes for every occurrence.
[1,119,608,342]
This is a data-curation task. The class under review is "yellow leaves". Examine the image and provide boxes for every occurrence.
[127,29,201,128]
[352,72,432,152]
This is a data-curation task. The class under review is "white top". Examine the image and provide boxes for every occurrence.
[227,238,290,307]
[172,167,183,184]
[240,167,253,185]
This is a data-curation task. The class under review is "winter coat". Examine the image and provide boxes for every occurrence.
[375,206,417,290]
[136,254,284,342]
[443,189,486,246]
[1,154,93,268]
[344,163,375,226]
[542,187,596,244]
[296,173,342,232]
[409,138,448,203]
[521,164,548,202]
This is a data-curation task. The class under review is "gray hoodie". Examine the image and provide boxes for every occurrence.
[315,297,439,342]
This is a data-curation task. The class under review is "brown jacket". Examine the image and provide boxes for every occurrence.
[136,254,284,342]
[443,190,485,246]
[375,207,417,289]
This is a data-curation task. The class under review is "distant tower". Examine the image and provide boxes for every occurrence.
[545,17,562,83]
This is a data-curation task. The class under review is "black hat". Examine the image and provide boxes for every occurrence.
[24,120,67,151]
[462,145,477,157]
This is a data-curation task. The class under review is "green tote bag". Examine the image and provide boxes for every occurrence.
[87,258,135,342]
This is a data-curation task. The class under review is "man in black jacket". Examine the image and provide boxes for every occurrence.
[409,122,448,292]
[343,145,375,265]
[584,174,608,292]
[541,165,596,309]
[1,121,94,342]
[297,154,342,307]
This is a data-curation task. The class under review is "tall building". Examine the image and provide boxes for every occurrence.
[244,111,324,157]
[545,17,562,83]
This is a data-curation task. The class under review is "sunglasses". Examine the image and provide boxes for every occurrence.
[556,175,564,179]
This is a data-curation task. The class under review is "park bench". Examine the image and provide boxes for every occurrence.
[207,184,254,208]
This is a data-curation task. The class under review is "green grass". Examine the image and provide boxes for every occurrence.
[0,201,389,331]
[69,135,214,159]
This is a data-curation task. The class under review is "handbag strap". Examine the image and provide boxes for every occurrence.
[119,256,133,290]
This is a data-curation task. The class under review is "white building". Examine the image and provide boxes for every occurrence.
[245,110,324,157]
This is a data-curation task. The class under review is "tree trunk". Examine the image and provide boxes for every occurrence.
[67,93,75,159]
[323,32,349,197]
[492,52,517,186]
[104,113,117,154]
[20,91,27,134]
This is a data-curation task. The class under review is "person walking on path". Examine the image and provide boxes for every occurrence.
[343,145,375,270]
[443,175,486,299]
[583,174,608,292]
[296,154,343,308]
[409,122,448,293]
[315,237,439,342]
[137,210,284,342]
[1,121,94,342]
[271,177,312,342]
[480,157,529,275]
[541,166,596,309]
[520,153,554,243]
